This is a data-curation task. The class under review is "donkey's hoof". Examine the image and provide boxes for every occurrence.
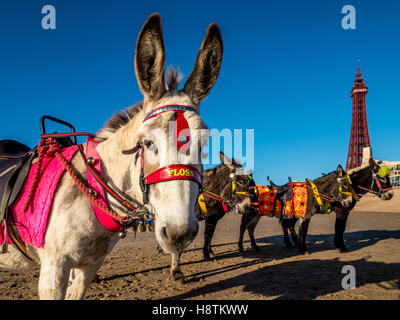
[91,274,101,283]
[336,246,348,252]
[299,248,310,255]
[253,245,261,252]
[238,247,244,253]
[156,245,166,255]
[203,255,211,261]
[172,270,185,282]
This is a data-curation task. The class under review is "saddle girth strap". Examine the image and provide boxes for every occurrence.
[306,179,323,208]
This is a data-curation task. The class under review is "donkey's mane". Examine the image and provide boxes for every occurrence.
[204,163,226,176]
[313,171,337,184]
[347,164,370,175]
[96,67,183,142]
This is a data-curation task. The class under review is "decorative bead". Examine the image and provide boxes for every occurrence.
[119,230,127,239]
[87,157,96,165]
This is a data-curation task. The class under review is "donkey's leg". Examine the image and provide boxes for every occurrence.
[238,213,251,252]
[65,260,104,300]
[38,258,72,300]
[289,227,299,248]
[297,218,311,254]
[282,223,293,248]
[289,218,299,247]
[203,221,217,260]
[334,211,349,250]
[170,251,184,281]
[203,213,224,260]
[247,215,262,251]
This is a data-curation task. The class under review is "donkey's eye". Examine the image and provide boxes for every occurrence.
[144,140,153,148]
[144,140,158,154]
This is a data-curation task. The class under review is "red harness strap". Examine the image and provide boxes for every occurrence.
[145,164,202,185]
[143,105,197,154]
[27,136,139,233]
[86,137,124,233]
[201,192,229,212]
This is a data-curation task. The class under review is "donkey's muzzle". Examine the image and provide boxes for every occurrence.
[380,190,394,200]
[159,221,199,251]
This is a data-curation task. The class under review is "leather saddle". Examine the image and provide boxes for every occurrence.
[0,135,75,226]
[269,180,293,203]
[0,140,36,224]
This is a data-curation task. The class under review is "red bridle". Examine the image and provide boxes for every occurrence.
[138,105,203,203]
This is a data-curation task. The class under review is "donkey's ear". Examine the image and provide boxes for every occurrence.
[337,165,345,177]
[219,151,235,170]
[135,13,166,101]
[183,23,223,106]
[369,158,379,172]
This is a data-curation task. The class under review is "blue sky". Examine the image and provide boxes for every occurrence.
[0,0,399,185]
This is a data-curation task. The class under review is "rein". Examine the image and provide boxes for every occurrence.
[339,170,393,198]
[199,190,230,214]
[24,133,148,233]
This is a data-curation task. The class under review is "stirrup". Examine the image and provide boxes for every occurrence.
[138,218,146,232]
[1,220,8,254]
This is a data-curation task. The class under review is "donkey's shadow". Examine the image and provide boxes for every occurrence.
[101,229,400,283]
[253,229,400,254]
[168,257,400,300]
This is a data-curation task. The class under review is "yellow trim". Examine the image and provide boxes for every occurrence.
[232,181,236,193]
[349,185,360,201]
[198,193,208,215]
[306,179,323,207]
[7,223,33,260]
[231,181,249,196]
[203,190,223,199]
[339,175,360,201]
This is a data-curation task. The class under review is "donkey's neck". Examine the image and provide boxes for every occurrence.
[313,172,339,196]
[349,167,372,197]
[95,111,146,211]
[204,165,231,196]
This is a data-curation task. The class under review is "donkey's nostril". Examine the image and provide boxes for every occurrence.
[162,227,168,240]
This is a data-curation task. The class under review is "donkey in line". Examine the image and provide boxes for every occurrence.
[195,152,255,260]
[331,159,394,251]
[238,183,299,252]
[295,159,393,253]
[0,13,223,299]
[238,167,348,253]
[240,159,393,254]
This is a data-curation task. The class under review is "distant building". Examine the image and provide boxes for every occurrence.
[346,67,398,187]
[346,66,372,170]
[376,160,400,187]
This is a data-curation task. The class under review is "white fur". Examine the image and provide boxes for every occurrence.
[0,14,220,298]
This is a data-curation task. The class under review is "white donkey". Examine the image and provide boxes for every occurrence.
[0,13,223,299]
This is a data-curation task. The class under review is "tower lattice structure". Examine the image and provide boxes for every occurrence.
[346,66,372,170]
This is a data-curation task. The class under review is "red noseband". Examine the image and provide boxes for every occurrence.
[145,164,202,186]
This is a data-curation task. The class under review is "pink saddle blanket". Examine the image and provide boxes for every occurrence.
[0,145,78,248]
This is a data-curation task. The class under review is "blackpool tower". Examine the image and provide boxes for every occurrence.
[346,66,372,170]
